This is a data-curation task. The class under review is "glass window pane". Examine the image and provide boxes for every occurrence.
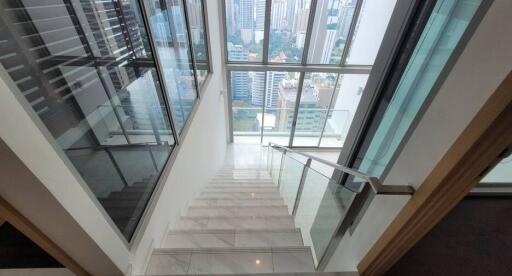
[307,0,358,64]
[268,0,312,63]
[226,0,266,62]
[320,74,369,147]
[480,155,512,184]
[146,0,198,134]
[345,0,397,65]
[262,72,300,146]
[293,73,338,147]
[350,0,483,179]
[186,0,209,88]
[0,0,175,240]
[231,71,265,143]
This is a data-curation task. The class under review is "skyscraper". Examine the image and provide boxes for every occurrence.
[254,0,266,42]
[265,71,287,107]
[239,0,254,44]
[286,0,296,31]
[228,43,250,100]
[271,0,288,30]
[250,72,266,106]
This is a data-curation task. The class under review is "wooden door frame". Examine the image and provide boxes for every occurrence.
[0,196,90,275]
[358,72,512,275]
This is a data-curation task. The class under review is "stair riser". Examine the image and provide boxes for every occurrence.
[175,217,295,230]
[186,206,290,217]
[164,231,303,248]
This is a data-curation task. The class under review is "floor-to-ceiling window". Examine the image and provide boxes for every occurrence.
[0,0,210,241]
[224,0,396,148]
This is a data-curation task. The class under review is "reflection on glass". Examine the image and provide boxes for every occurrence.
[481,155,512,184]
[308,0,358,64]
[262,72,300,145]
[279,154,305,214]
[320,74,368,147]
[294,167,356,265]
[146,0,198,134]
[293,73,338,146]
[186,0,209,87]
[345,0,397,65]
[268,0,312,63]
[226,0,266,62]
[0,0,176,240]
[350,0,483,179]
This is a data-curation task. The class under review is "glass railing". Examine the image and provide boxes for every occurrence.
[0,0,210,242]
[266,143,414,269]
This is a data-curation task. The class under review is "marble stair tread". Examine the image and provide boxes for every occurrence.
[174,216,295,230]
[198,192,282,199]
[147,247,314,275]
[144,272,356,276]
[190,198,285,207]
[201,187,279,193]
[205,185,277,189]
[164,229,303,248]
[186,205,290,217]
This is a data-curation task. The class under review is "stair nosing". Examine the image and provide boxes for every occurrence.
[153,246,311,254]
[167,228,301,234]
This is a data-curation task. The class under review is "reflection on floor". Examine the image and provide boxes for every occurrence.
[66,144,171,239]
[146,144,317,274]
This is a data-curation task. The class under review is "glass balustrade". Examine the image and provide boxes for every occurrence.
[0,0,210,241]
[266,144,363,268]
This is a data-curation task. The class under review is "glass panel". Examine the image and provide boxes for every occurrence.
[145,0,198,134]
[345,0,397,65]
[279,154,305,214]
[320,74,368,147]
[295,167,356,265]
[349,0,483,179]
[271,148,284,184]
[262,72,300,145]
[226,0,266,62]
[293,73,338,146]
[481,155,512,184]
[307,0,358,64]
[186,0,209,88]
[231,71,265,144]
[268,0,312,63]
[0,0,175,240]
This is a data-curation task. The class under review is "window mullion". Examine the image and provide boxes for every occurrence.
[301,0,318,65]
[340,0,365,66]
[289,72,306,147]
[262,0,272,64]
[317,74,342,147]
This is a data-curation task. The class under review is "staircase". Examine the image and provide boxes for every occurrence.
[146,167,316,275]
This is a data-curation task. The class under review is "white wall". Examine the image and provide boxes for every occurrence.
[129,0,227,274]
[325,0,512,271]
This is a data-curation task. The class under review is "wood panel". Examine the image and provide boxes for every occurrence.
[0,196,90,275]
[358,72,512,275]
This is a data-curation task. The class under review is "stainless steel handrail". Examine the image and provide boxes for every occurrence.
[268,142,415,195]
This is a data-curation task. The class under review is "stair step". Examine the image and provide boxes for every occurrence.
[199,192,281,199]
[174,216,295,230]
[209,179,276,186]
[202,187,279,193]
[190,198,284,207]
[147,246,314,275]
[186,206,290,217]
[164,229,303,248]
[204,185,277,190]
